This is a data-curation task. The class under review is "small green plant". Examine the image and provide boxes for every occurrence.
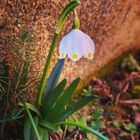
[92,106,105,129]
[0,28,39,139]
[0,28,38,111]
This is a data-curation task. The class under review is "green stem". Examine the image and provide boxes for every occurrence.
[55,121,109,140]
[73,14,80,29]
[73,0,80,29]
[36,33,59,108]
[36,1,80,108]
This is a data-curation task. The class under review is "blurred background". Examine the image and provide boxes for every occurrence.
[0,0,140,139]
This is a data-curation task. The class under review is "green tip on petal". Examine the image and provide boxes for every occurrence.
[61,52,65,57]
[87,53,93,59]
[72,54,78,60]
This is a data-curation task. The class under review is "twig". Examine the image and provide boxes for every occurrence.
[22,78,40,91]
[115,93,121,105]
[119,99,140,105]
[14,42,26,91]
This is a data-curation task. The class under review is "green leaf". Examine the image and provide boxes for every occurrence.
[55,121,109,140]
[56,0,80,34]
[47,78,80,122]
[18,96,41,140]
[92,121,105,129]
[93,107,102,120]
[92,106,105,129]
[112,121,121,128]
[38,127,49,140]
[42,59,65,105]
[57,95,96,121]
[24,117,32,140]
[42,79,67,117]
[19,102,41,117]
[123,123,137,133]
[30,116,39,140]
[39,120,58,132]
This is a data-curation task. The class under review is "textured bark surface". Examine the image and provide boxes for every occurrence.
[0,0,140,99]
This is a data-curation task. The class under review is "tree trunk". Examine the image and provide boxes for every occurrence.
[0,0,140,99]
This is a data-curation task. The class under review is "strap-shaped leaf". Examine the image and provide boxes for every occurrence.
[56,95,97,121]
[55,121,109,140]
[30,116,39,140]
[42,79,67,117]
[24,117,32,140]
[18,96,41,140]
[19,102,41,117]
[39,120,58,132]
[42,59,65,105]
[47,78,80,122]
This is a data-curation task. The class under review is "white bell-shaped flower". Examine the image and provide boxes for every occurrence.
[59,29,95,61]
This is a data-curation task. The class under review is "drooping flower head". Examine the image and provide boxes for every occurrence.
[59,29,95,61]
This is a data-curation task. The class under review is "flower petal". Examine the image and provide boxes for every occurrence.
[67,46,83,61]
[59,36,69,59]
[82,33,95,60]
[59,29,95,61]
[66,30,84,61]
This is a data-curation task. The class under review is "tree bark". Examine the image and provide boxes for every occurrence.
[0,0,140,98]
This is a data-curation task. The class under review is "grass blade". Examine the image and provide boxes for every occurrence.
[38,127,49,140]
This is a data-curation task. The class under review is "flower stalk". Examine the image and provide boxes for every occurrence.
[36,1,80,108]
[73,0,80,29]
[73,14,80,29]
[73,8,80,29]
[36,33,59,108]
